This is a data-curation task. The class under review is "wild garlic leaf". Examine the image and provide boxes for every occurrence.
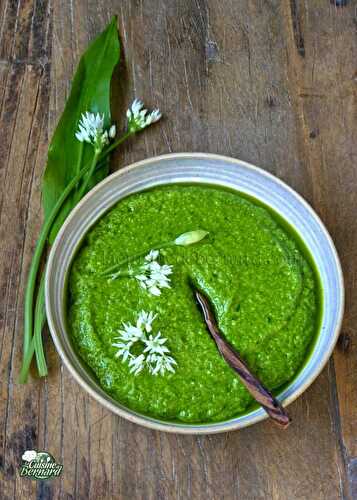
[42,17,120,243]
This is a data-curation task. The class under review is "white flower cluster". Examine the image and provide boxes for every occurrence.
[108,231,210,377]
[112,311,176,376]
[135,250,172,296]
[75,99,161,152]
[75,112,116,152]
[127,99,162,133]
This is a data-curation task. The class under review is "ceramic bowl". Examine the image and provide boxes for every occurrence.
[45,153,344,434]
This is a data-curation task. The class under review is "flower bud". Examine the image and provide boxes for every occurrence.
[174,230,209,247]
[109,124,116,138]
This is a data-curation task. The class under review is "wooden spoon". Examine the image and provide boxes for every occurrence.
[194,288,291,429]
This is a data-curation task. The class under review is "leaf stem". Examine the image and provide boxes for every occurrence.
[76,142,84,175]
[18,337,36,383]
[33,272,48,377]
[19,273,47,383]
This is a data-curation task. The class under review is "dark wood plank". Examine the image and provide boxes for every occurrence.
[0,0,51,63]
[0,0,356,499]
[0,1,51,499]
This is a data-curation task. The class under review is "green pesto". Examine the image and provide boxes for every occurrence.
[68,185,320,423]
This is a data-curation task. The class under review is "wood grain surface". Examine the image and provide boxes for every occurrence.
[0,1,356,499]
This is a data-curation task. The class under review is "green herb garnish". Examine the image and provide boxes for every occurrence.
[20,18,162,383]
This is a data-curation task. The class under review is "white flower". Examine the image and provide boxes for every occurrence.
[145,109,162,125]
[22,450,37,462]
[127,99,162,133]
[145,249,159,262]
[112,341,132,362]
[174,230,209,246]
[75,111,115,152]
[144,332,170,356]
[129,98,143,116]
[112,312,155,363]
[147,353,177,376]
[112,320,145,362]
[112,311,176,376]
[128,354,146,375]
[75,112,104,143]
[137,310,157,332]
[135,251,173,296]
[118,322,144,343]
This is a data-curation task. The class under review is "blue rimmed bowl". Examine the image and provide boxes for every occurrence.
[45,153,344,434]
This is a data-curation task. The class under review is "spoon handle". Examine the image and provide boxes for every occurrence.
[195,289,291,429]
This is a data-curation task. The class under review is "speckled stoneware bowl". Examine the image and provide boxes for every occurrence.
[45,153,344,434]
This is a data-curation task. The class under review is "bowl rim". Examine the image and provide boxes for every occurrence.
[45,152,345,434]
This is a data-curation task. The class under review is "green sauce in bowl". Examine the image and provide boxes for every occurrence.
[68,184,320,423]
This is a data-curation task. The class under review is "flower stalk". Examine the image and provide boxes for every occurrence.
[101,229,209,279]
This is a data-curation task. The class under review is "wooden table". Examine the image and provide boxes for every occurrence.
[0,1,356,498]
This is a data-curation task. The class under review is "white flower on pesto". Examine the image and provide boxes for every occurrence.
[146,352,177,376]
[174,230,209,246]
[112,311,176,376]
[145,249,159,262]
[128,354,146,375]
[112,321,144,362]
[127,99,162,133]
[112,340,132,362]
[135,251,173,296]
[118,322,144,343]
[137,310,157,333]
[143,332,170,356]
[75,111,115,152]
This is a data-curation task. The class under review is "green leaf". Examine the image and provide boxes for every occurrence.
[43,17,120,242]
